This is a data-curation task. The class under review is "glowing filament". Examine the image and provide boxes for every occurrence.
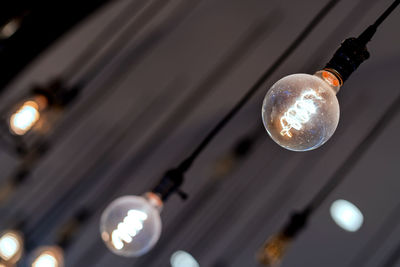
[111,210,148,250]
[9,100,41,135]
[280,91,322,137]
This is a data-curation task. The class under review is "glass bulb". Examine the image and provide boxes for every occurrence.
[330,199,364,232]
[262,70,340,151]
[30,246,64,267]
[257,233,291,267]
[170,250,199,267]
[100,193,163,257]
[9,95,48,136]
[0,230,24,264]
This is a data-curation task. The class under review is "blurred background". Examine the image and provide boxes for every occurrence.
[0,0,399,266]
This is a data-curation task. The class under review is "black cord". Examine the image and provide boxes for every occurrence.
[358,0,400,44]
[373,0,400,28]
[175,0,339,173]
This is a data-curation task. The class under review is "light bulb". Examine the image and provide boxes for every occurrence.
[100,193,163,257]
[9,95,48,136]
[170,250,199,267]
[257,233,291,267]
[30,246,64,267]
[0,18,20,40]
[0,230,24,264]
[330,199,364,232]
[262,70,341,151]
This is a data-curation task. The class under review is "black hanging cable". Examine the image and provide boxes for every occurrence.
[73,15,276,266]
[19,0,219,251]
[190,0,380,258]
[152,0,340,201]
[357,0,400,44]
[137,1,347,264]
[22,78,185,249]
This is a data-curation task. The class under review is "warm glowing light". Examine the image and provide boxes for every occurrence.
[258,233,291,267]
[170,250,199,267]
[330,199,364,232]
[280,90,323,138]
[111,210,148,250]
[0,230,23,264]
[32,253,58,267]
[31,247,64,267]
[100,194,162,257]
[262,71,340,151]
[9,101,41,135]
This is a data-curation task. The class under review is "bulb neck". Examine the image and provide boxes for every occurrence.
[324,37,370,84]
[314,70,342,94]
[144,192,163,212]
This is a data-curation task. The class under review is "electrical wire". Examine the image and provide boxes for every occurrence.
[72,15,276,266]
[175,0,339,174]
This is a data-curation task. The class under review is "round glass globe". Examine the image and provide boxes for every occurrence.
[262,72,340,151]
[100,194,162,257]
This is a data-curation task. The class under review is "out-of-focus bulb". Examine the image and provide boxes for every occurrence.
[257,233,291,267]
[0,230,24,264]
[170,250,199,267]
[9,95,48,136]
[330,199,364,232]
[0,18,20,39]
[100,193,163,257]
[262,70,341,151]
[30,246,64,267]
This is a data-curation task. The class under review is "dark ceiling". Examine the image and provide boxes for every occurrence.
[0,0,400,266]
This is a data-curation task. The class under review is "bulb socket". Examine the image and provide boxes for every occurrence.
[324,37,370,83]
[152,169,185,201]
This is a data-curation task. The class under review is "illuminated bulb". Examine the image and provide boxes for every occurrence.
[0,19,20,39]
[9,95,48,136]
[330,199,363,232]
[262,70,341,151]
[257,233,291,267]
[0,230,24,264]
[100,193,163,257]
[170,250,199,267]
[30,246,64,267]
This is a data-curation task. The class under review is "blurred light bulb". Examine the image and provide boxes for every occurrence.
[170,250,199,267]
[31,246,64,267]
[257,233,291,267]
[330,199,363,232]
[262,70,341,151]
[0,230,24,264]
[0,18,20,39]
[9,95,48,136]
[100,193,163,257]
